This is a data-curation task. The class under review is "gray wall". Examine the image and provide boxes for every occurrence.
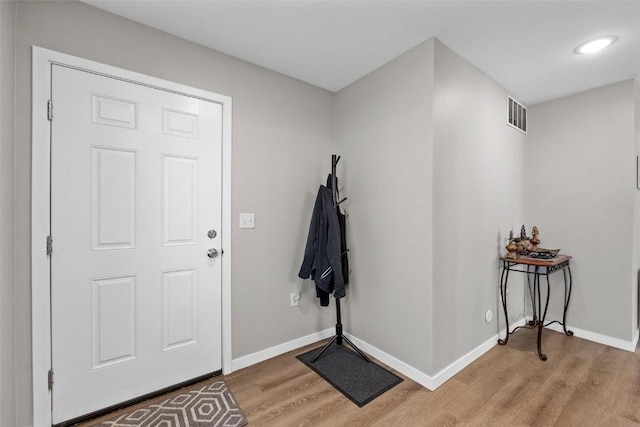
[1,1,16,426]
[13,2,334,424]
[334,39,436,374]
[527,81,636,342]
[431,40,526,373]
[334,39,527,375]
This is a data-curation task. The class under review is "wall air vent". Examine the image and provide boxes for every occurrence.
[507,96,527,134]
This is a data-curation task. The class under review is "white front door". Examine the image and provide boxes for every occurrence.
[50,64,223,424]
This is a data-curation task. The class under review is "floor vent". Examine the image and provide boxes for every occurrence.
[507,96,527,134]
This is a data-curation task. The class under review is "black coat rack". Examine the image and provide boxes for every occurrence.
[312,155,370,363]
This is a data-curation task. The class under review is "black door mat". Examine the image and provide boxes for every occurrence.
[296,343,403,407]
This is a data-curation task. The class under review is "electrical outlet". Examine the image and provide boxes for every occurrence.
[290,292,300,307]
[485,309,493,323]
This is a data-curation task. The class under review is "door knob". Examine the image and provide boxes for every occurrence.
[207,248,219,259]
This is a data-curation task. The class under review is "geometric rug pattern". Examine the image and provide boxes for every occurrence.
[96,380,247,427]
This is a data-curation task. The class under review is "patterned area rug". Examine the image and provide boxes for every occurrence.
[96,380,247,427]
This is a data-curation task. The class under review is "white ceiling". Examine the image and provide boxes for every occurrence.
[83,1,640,105]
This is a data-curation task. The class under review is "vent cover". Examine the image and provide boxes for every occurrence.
[507,96,527,134]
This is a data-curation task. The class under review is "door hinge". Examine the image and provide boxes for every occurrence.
[48,369,54,390]
[47,100,53,121]
[46,235,53,256]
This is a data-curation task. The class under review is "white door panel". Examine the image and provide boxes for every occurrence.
[50,65,222,424]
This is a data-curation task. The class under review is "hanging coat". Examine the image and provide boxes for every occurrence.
[298,185,345,306]
[326,174,349,286]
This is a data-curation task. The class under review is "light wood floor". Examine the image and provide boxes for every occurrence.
[81,328,640,426]
[225,329,640,427]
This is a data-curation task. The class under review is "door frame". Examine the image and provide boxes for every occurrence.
[31,46,233,427]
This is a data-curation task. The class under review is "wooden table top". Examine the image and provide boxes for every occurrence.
[501,254,572,267]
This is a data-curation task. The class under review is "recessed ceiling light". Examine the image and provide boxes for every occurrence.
[575,36,617,54]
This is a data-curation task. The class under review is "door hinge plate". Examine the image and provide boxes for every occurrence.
[46,235,53,256]
[47,100,53,121]
[48,369,54,390]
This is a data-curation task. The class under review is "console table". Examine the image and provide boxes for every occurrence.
[498,254,573,361]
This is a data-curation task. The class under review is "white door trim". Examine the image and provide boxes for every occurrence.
[31,46,233,427]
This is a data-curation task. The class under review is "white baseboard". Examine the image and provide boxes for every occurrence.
[510,316,637,353]
[342,333,437,390]
[230,326,493,390]
[229,321,520,391]
[230,327,334,372]
[544,322,638,352]
[427,317,526,389]
[429,334,500,390]
[501,316,527,339]
[344,327,512,391]
[229,319,638,393]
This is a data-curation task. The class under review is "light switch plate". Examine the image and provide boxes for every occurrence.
[239,213,255,229]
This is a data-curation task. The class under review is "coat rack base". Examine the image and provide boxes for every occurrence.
[311,298,371,363]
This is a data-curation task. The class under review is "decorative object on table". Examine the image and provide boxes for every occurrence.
[505,230,518,259]
[515,224,532,255]
[95,380,247,427]
[528,248,560,260]
[519,224,527,241]
[530,226,540,250]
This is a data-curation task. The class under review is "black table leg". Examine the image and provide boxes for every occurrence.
[537,271,551,361]
[498,263,510,345]
[562,267,574,336]
[527,266,537,326]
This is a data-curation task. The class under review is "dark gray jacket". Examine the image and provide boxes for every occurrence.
[298,185,345,304]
